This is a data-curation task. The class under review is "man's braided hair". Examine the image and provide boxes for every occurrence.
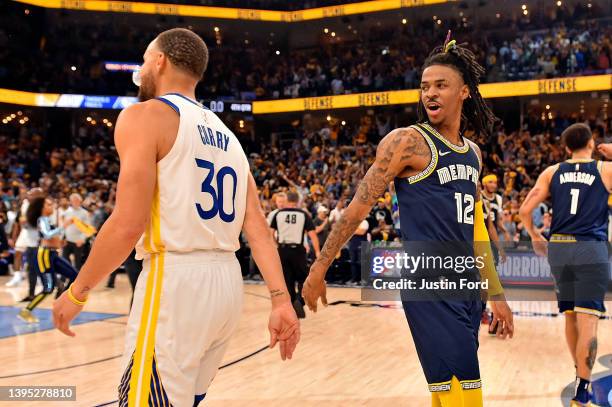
[417,31,498,138]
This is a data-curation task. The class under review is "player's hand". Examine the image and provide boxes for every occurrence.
[303,264,328,313]
[530,233,548,257]
[597,143,612,159]
[268,301,300,361]
[489,296,514,339]
[498,248,507,264]
[52,290,84,337]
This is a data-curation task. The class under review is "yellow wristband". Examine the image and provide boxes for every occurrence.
[67,284,88,306]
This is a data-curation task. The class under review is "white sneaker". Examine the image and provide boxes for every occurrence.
[5,271,24,287]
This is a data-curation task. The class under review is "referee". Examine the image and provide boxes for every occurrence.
[270,192,320,318]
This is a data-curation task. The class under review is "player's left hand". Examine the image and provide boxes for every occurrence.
[268,301,300,361]
[52,291,83,337]
[489,297,514,339]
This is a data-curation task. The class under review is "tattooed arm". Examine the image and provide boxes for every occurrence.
[314,128,427,272]
[303,128,429,311]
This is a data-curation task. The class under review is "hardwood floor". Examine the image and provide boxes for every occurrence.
[1,275,610,406]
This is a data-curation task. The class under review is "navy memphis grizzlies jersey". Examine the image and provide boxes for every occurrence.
[394,122,481,243]
[550,159,609,241]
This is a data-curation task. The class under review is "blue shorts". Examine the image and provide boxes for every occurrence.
[401,300,483,392]
[548,239,609,317]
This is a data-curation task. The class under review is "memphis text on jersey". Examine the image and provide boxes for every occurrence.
[436,163,480,185]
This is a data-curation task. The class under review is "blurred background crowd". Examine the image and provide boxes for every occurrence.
[0,1,609,98]
[0,0,610,283]
[0,108,609,282]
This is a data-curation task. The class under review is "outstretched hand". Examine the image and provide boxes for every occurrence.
[268,301,300,360]
[52,290,83,337]
[489,297,514,339]
[302,265,328,313]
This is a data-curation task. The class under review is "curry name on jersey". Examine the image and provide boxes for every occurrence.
[135,93,250,259]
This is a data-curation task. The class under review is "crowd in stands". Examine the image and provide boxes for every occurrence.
[0,0,610,281]
[250,111,609,254]
[0,2,609,99]
[0,107,609,280]
[0,122,118,273]
[214,18,610,100]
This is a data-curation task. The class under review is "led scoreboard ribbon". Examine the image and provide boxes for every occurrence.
[252,74,612,114]
[12,0,452,21]
[0,75,609,112]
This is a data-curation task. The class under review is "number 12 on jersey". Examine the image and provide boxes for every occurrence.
[195,158,237,222]
[454,192,474,225]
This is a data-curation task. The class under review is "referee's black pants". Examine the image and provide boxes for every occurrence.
[278,244,307,304]
[63,241,86,271]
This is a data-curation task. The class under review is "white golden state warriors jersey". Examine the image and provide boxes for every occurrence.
[135,93,250,259]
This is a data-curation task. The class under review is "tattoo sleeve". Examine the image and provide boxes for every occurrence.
[313,129,429,271]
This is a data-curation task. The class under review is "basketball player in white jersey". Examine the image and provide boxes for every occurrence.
[52,28,300,406]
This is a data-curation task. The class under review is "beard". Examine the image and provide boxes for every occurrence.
[137,73,156,102]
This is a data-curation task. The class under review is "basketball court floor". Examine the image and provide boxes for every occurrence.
[1,274,611,406]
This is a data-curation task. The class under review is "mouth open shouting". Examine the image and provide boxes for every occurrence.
[426,101,442,120]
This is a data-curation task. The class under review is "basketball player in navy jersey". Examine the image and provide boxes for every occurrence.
[304,35,514,406]
[520,123,612,407]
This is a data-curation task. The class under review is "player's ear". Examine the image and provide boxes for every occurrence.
[460,84,469,101]
[156,51,167,73]
[588,138,595,150]
[565,146,572,156]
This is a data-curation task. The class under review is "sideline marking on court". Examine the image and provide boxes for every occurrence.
[0,306,124,339]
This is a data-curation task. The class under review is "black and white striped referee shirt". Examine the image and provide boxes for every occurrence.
[270,208,314,245]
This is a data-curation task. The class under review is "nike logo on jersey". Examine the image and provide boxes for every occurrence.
[439,150,451,156]
[197,124,230,152]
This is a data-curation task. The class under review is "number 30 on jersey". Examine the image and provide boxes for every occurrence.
[195,158,237,223]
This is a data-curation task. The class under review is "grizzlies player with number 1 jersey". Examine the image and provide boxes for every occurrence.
[548,158,609,316]
[520,123,612,407]
[52,29,300,407]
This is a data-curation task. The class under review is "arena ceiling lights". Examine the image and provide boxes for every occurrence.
[12,0,451,22]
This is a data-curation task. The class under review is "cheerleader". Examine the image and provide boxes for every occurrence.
[18,196,78,324]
